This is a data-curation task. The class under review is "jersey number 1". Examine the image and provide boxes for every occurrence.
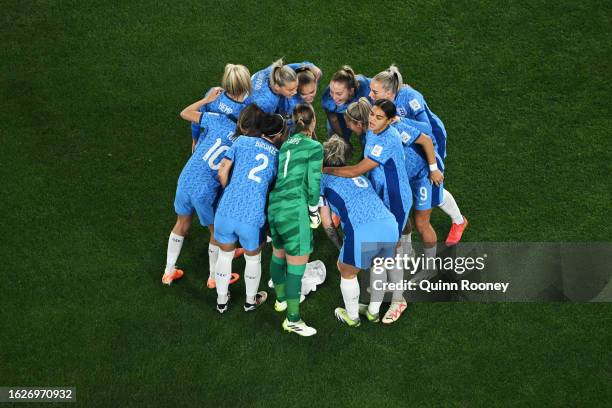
[283,150,291,178]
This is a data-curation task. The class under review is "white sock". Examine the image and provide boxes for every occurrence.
[368,301,382,316]
[424,245,438,271]
[165,232,184,274]
[340,277,360,320]
[208,243,220,280]
[400,233,414,257]
[438,189,464,224]
[369,267,386,315]
[388,259,405,303]
[215,249,235,304]
[244,253,262,304]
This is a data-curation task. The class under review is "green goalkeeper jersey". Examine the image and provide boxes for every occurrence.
[269,133,323,212]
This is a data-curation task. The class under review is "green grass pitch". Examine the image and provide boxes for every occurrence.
[1,0,611,406]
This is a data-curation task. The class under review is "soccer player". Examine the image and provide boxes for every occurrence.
[190,64,251,146]
[250,59,321,113]
[369,65,468,245]
[161,93,260,286]
[321,65,370,146]
[319,135,399,327]
[277,65,321,117]
[323,99,418,323]
[213,111,284,313]
[267,103,323,337]
[344,97,446,285]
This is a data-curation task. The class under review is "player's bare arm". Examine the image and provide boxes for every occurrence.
[179,87,224,123]
[217,158,233,188]
[320,204,342,250]
[323,157,377,178]
[415,133,444,186]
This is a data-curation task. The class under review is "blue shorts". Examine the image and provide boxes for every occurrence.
[213,214,266,251]
[174,185,220,226]
[340,218,399,269]
[410,173,444,211]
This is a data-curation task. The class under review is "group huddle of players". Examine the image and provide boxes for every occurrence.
[161,59,468,336]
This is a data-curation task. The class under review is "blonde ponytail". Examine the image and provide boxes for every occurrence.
[373,64,403,95]
[269,58,297,88]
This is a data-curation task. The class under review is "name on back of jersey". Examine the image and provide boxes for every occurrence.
[254,72,265,91]
[218,102,233,115]
[255,140,278,155]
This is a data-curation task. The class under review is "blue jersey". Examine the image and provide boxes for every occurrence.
[364,126,413,223]
[277,94,303,117]
[216,136,279,228]
[394,86,448,158]
[392,117,443,178]
[251,61,315,113]
[178,113,236,194]
[320,174,395,231]
[321,75,371,114]
[201,89,248,122]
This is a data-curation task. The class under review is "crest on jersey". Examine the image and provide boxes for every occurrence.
[401,131,410,144]
[371,145,383,157]
[409,98,422,111]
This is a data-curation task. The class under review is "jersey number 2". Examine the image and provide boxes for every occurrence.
[248,154,269,183]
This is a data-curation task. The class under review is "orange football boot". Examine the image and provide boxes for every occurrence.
[206,272,240,289]
[162,269,184,285]
[445,217,468,246]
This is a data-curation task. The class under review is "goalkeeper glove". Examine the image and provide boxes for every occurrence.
[308,205,321,229]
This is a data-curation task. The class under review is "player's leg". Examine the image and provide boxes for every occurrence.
[368,258,386,322]
[281,210,317,336]
[389,216,409,303]
[285,254,309,322]
[375,212,407,323]
[213,215,238,312]
[163,187,194,285]
[270,245,288,311]
[373,217,407,324]
[335,260,361,327]
[410,208,438,287]
[237,224,268,311]
[399,219,415,258]
[268,218,288,310]
[281,253,318,336]
[193,196,226,289]
[206,225,220,288]
[438,188,468,246]
[408,178,439,285]
[162,215,192,284]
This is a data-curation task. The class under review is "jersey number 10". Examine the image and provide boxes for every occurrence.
[203,138,229,171]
